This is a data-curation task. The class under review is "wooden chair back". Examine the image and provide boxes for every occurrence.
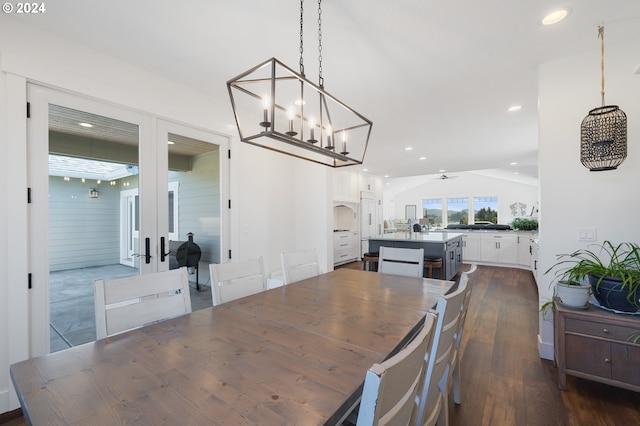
[450,271,473,405]
[378,246,424,278]
[209,257,268,306]
[413,277,468,426]
[281,249,321,284]
[94,267,192,339]
[357,313,437,425]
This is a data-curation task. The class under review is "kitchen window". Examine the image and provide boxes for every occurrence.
[473,196,498,224]
[422,198,443,228]
[447,197,468,225]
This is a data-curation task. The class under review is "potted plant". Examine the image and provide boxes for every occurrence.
[510,218,538,231]
[546,241,640,313]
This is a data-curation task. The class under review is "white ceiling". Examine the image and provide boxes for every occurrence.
[15,0,640,183]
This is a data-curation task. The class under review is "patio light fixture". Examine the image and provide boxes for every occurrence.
[227,0,372,167]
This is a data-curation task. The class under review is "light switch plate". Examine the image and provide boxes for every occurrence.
[577,227,597,242]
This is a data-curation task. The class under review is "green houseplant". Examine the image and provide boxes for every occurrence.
[510,218,538,231]
[546,241,640,313]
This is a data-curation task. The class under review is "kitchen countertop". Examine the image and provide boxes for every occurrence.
[369,232,463,243]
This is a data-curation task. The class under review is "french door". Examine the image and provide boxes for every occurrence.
[28,85,227,355]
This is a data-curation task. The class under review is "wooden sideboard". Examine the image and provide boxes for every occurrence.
[554,299,640,392]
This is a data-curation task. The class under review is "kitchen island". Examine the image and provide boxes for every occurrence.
[368,232,463,280]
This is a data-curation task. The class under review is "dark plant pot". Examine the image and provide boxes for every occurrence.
[588,274,640,313]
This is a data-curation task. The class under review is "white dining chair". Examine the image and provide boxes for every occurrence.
[465,263,478,276]
[94,267,192,339]
[450,270,474,405]
[209,257,268,306]
[378,246,424,278]
[356,313,437,426]
[281,249,321,284]
[412,277,468,426]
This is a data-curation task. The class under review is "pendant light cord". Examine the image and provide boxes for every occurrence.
[299,0,304,76]
[318,0,323,88]
[599,25,605,106]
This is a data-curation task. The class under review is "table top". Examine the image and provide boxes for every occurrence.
[11,268,454,426]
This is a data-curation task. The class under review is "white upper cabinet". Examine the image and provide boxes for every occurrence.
[333,170,359,202]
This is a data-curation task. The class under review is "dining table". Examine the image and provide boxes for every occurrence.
[10,268,455,425]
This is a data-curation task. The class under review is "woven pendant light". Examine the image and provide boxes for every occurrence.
[580,26,627,171]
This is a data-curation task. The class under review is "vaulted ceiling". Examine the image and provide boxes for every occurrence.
[12,0,640,183]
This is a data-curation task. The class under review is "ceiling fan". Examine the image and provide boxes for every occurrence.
[432,172,459,180]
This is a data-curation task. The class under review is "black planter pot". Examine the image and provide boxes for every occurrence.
[588,274,640,313]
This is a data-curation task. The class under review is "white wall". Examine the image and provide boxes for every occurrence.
[0,54,10,414]
[385,173,538,226]
[0,19,332,413]
[538,38,640,359]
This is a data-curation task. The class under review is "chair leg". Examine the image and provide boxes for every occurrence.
[452,362,461,405]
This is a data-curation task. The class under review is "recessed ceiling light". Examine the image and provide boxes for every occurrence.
[78,122,93,128]
[168,141,175,145]
[514,172,520,175]
[383,174,390,178]
[542,8,570,26]
[439,169,445,173]
[405,147,413,151]
[510,162,518,166]
[363,168,368,172]
[419,157,427,160]
[507,105,522,112]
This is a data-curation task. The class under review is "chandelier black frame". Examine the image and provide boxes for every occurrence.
[580,26,627,172]
[226,0,372,168]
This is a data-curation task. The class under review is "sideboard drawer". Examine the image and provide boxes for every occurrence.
[565,318,633,341]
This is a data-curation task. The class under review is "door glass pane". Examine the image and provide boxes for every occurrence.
[48,104,140,352]
[166,132,220,311]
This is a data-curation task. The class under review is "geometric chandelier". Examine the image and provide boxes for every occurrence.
[227,0,372,168]
[580,26,627,171]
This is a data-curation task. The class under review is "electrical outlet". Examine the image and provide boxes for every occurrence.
[577,227,597,242]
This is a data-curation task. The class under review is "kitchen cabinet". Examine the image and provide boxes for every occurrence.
[461,234,482,262]
[368,233,463,280]
[480,233,517,265]
[517,233,532,268]
[360,194,377,257]
[530,237,539,284]
[554,300,640,392]
[360,174,377,192]
[333,231,359,266]
[333,171,359,202]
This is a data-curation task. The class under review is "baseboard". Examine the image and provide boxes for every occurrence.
[538,334,554,360]
[0,407,23,422]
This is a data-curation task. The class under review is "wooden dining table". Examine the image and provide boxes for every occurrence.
[10,268,455,425]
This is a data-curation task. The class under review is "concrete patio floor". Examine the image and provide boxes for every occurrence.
[49,264,213,352]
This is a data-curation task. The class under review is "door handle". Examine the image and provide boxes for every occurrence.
[160,237,170,262]
[145,237,152,264]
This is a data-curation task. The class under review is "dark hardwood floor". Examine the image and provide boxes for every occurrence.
[339,261,640,425]
[4,263,639,425]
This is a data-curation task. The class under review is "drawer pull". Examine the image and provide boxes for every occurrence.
[603,328,610,334]
[604,358,611,364]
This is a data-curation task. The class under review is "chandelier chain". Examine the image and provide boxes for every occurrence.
[317,0,323,87]
[599,25,605,106]
[299,0,304,75]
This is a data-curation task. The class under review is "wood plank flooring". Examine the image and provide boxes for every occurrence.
[339,261,640,425]
[4,263,639,425]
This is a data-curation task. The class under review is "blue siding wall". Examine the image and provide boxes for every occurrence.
[171,149,221,265]
[49,177,120,271]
